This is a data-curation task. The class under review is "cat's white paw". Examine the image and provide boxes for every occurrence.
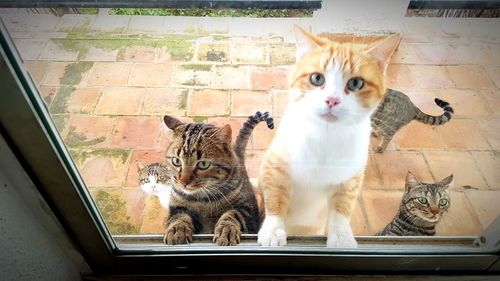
[326,230,358,248]
[257,215,287,247]
[258,227,287,247]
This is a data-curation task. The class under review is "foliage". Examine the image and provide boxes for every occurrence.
[110,8,313,18]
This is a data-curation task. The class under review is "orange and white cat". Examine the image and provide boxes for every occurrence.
[257,26,400,248]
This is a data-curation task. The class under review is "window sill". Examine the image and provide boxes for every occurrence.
[114,234,484,254]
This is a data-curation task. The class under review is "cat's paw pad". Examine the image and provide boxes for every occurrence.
[258,226,287,247]
[164,222,193,245]
[326,231,358,248]
[213,221,241,246]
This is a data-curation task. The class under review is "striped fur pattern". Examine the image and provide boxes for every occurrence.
[162,113,272,246]
[377,171,453,236]
[257,26,400,248]
[371,89,454,153]
[235,111,274,165]
[137,162,172,209]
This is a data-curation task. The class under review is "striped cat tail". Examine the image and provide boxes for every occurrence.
[415,98,454,126]
[234,111,274,162]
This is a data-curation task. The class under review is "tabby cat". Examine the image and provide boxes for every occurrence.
[377,171,453,236]
[137,162,172,209]
[371,89,454,153]
[257,26,400,248]
[163,112,274,246]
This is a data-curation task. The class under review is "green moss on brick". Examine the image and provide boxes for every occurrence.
[50,86,74,114]
[157,39,194,61]
[93,189,139,235]
[58,39,135,59]
[191,116,207,123]
[181,64,212,72]
[51,114,70,133]
[60,32,196,61]
[60,61,94,85]
[70,148,130,166]
[213,35,230,41]
[49,61,94,113]
[206,50,226,62]
[146,196,161,220]
[197,43,229,62]
[65,126,106,147]
[176,90,188,110]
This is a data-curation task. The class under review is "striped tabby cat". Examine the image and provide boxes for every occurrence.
[371,89,454,153]
[163,112,274,246]
[377,171,453,236]
[137,162,172,209]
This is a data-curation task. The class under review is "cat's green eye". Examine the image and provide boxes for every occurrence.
[171,157,182,167]
[439,198,448,206]
[158,176,165,181]
[143,179,149,183]
[196,161,211,170]
[346,77,364,91]
[309,72,325,86]
[417,197,428,204]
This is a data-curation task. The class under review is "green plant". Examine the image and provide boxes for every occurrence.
[110,8,313,18]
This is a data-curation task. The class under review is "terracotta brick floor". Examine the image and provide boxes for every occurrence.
[3,13,499,237]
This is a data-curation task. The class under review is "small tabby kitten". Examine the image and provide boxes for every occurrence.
[377,171,453,236]
[371,89,454,153]
[163,112,274,246]
[137,162,172,209]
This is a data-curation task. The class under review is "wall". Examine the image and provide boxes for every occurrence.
[313,0,411,34]
[0,135,90,281]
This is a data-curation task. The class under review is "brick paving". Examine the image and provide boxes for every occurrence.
[3,12,499,237]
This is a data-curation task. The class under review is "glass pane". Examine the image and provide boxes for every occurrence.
[1,3,498,252]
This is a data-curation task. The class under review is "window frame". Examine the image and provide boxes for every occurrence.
[1,15,499,275]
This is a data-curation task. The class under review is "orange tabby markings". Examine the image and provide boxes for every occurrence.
[330,172,364,216]
[257,26,400,248]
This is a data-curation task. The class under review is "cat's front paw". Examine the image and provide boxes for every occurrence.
[164,221,194,245]
[257,215,287,246]
[326,230,358,248]
[213,221,241,246]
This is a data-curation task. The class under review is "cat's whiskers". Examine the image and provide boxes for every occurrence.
[200,187,216,215]
[207,188,222,215]
[208,185,233,209]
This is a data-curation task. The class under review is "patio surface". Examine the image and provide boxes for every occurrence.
[1,12,499,237]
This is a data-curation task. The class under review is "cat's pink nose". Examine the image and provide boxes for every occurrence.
[430,207,439,215]
[325,96,341,108]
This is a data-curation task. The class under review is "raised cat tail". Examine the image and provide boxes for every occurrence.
[415,98,454,125]
[234,111,274,164]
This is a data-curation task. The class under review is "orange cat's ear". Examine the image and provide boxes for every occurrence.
[366,33,401,74]
[294,25,325,61]
[163,115,183,131]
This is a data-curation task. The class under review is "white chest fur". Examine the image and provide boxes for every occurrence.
[280,109,370,187]
[275,109,371,234]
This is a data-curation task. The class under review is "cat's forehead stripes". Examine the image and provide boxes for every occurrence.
[319,44,365,75]
[406,184,449,204]
[177,123,214,158]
